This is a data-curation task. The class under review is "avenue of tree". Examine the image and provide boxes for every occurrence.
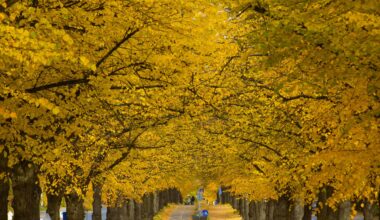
[0,0,379,220]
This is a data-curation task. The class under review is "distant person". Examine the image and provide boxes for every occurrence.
[191,196,195,205]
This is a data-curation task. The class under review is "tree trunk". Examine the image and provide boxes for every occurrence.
[338,201,351,220]
[47,193,63,220]
[249,201,255,220]
[290,199,304,220]
[274,196,290,220]
[11,161,41,220]
[249,201,254,219]
[0,178,9,220]
[107,196,124,220]
[266,200,275,220]
[256,201,267,220]
[363,201,376,220]
[0,149,9,220]
[239,198,244,215]
[127,199,135,220]
[153,192,159,215]
[233,197,239,210]
[317,186,338,220]
[243,199,249,220]
[106,206,115,220]
[141,194,150,220]
[65,193,85,220]
[302,204,312,220]
[92,182,102,220]
[134,201,142,220]
[107,206,123,220]
[158,191,164,209]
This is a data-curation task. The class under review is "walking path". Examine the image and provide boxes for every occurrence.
[204,204,242,220]
[168,204,242,220]
[168,205,194,220]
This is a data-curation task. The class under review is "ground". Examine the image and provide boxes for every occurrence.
[168,204,242,220]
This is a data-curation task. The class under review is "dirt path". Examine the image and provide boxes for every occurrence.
[168,205,194,220]
[168,203,243,220]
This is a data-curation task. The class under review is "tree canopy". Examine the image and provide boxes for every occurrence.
[1,0,379,215]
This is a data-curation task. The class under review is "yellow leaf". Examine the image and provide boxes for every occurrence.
[90,64,97,71]
[52,107,60,115]
[80,56,89,66]
[63,34,73,45]
[10,112,17,118]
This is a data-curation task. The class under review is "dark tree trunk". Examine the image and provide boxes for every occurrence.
[233,197,239,210]
[274,196,290,220]
[249,201,255,220]
[0,178,9,220]
[134,201,142,220]
[317,186,338,220]
[168,188,174,203]
[302,204,312,220]
[0,149,9,220]
[159,190,168,209]
[243,199,249,220]
[141,194,151,220]
[107,205,124,220]
[47,193,63,220]
[266,200,275,220]
[65,193,85,220]
[92,182,102,220]
[239,198,244,215]
[11,161,41,220]
[363,201,375,220]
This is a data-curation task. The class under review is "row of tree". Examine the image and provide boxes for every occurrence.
[195,0,379,218]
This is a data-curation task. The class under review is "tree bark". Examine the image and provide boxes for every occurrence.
[0,178,9,220]
[107,196,124,220]
[338,201,351,220]
[153,192,159,215]
[256,201,267,220]
[243,199,249,220]
[141,194,151,220]
[65,193,85,220]
[47,193,63,220]
[92,182,102,220]
[233,197,239,210]
[134,201,142,220]
[239,198,244,215]
[363,201,375,220]
[11,161,41,220]
[290,199,304,220]
[302,204,312,220]
[317,186,338,220]
[274,196,290,220]
[107,206,123,220]
[266,200,275,220]
[127,199,135,220]
[0,149,9,220]
[249,201,255,220]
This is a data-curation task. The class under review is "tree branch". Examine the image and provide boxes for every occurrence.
[96,28,139,68]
